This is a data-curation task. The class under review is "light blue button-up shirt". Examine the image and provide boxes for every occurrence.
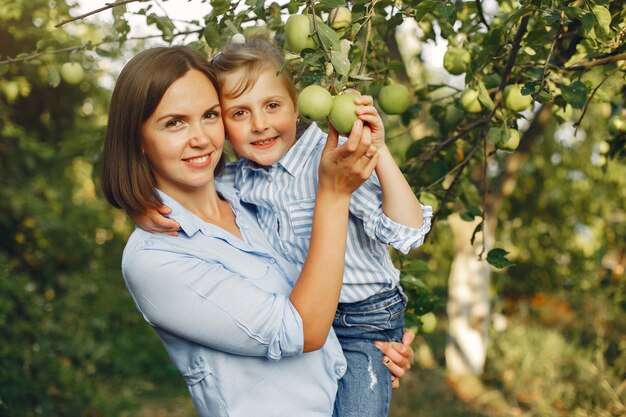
[121,183,346,417]
[220,123,433,302]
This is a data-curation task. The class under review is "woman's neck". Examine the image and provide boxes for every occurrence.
[159,182,241,239]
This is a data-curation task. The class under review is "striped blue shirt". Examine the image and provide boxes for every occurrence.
[220,123,433,302]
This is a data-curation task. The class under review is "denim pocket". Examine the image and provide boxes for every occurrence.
[286,198,316,238]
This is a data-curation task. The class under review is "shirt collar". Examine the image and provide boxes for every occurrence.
[156,182,242,238]
[238,122,324,180]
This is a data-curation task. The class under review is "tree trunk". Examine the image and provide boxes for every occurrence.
[444,104,552,375]
[445,214,492,375]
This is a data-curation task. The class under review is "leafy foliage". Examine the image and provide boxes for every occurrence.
[1,0,625,415]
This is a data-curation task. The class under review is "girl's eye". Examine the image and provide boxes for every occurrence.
[267,102,280,110]
[232,110,247,118]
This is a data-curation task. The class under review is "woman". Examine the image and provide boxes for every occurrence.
[101,45,409,417]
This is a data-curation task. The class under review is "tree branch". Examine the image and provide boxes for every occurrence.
[55,0,143,28]
[565,52,626,71]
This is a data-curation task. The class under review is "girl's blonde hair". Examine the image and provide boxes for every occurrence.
[209,35,298,104]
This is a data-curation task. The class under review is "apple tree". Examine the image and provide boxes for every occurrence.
[51,0,626,377]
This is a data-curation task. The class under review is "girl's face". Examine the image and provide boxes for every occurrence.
[141,69,224,196]
[219,67,298,167]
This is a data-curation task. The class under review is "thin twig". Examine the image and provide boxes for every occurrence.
[540,24,562,87]
[358,17,372,75]
[55,0,143,28]
[0,30,201,65]
[574,64,624,133]
[0,44,91,65]
[475,0,490,29]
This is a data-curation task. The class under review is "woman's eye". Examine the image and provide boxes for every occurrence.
[204,111,219,120]
[166,119,183,128]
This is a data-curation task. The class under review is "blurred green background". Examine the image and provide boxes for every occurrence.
[1,1,625,416]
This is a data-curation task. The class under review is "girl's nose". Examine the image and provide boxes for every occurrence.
[251,113,268,133]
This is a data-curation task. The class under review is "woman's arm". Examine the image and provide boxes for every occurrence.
[289,120,379,351]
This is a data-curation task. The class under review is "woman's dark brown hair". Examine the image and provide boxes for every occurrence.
[101,45,224,215]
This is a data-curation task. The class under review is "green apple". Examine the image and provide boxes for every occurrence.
[608,115,626,134]
[297,85,333,121]
[285,15,317,53]
[443,47,470,75]
[461,89,482,113]
[420,312,437,334]
[328,6,351,30]
[496,128,521,151]
[329,93,362,135]
[378,84,411,115]
[60,62,84,85]
[504,84,533,112]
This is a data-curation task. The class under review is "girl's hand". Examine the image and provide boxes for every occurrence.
[132,205,180,236]
[375,329,416,390]
[318,120,379,196]
[355,95,386,151]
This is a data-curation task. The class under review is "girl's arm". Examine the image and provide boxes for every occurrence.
[355,95,425,229]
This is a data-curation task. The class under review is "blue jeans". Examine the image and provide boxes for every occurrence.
[332,287,407,417]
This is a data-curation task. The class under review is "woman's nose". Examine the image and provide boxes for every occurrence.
[189,123,211,147]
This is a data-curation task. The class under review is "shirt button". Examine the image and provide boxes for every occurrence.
[336,366,345,374]
[241,223,248,230]
[269,258,276,264]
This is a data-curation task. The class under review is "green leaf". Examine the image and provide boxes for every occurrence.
[319,0,345,7]
[487,248,515,269]
[46,66,61,88]
[591,5,611,35]
[313,20,340,51]
[412,0,438,22]
[561,81,589,109]
[349,74,375,81]
[330,50,350,76]
[203,23,221,49]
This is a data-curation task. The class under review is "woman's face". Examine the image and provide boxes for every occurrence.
[141,69,224,195]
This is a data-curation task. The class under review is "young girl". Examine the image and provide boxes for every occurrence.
[139,36,432,417]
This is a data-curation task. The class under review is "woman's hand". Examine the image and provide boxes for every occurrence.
[318,120,379,196]
[375,329,415,390]
[131,205,180,236]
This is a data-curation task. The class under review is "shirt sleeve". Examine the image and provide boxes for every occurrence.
[121,238,304,360]
[349,173,433,254]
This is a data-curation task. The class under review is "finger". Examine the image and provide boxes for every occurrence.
[355,105,379,117]
[156,204,173,215]
[402,329,416,346]
[376,340,411,370]
[391,376,400,390]
[336,119,364,158]
[382,354,406,379]
[354,95,374,106]
[325,123,340,152]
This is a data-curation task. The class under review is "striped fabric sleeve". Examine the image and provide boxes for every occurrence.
[349,173,433,254]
